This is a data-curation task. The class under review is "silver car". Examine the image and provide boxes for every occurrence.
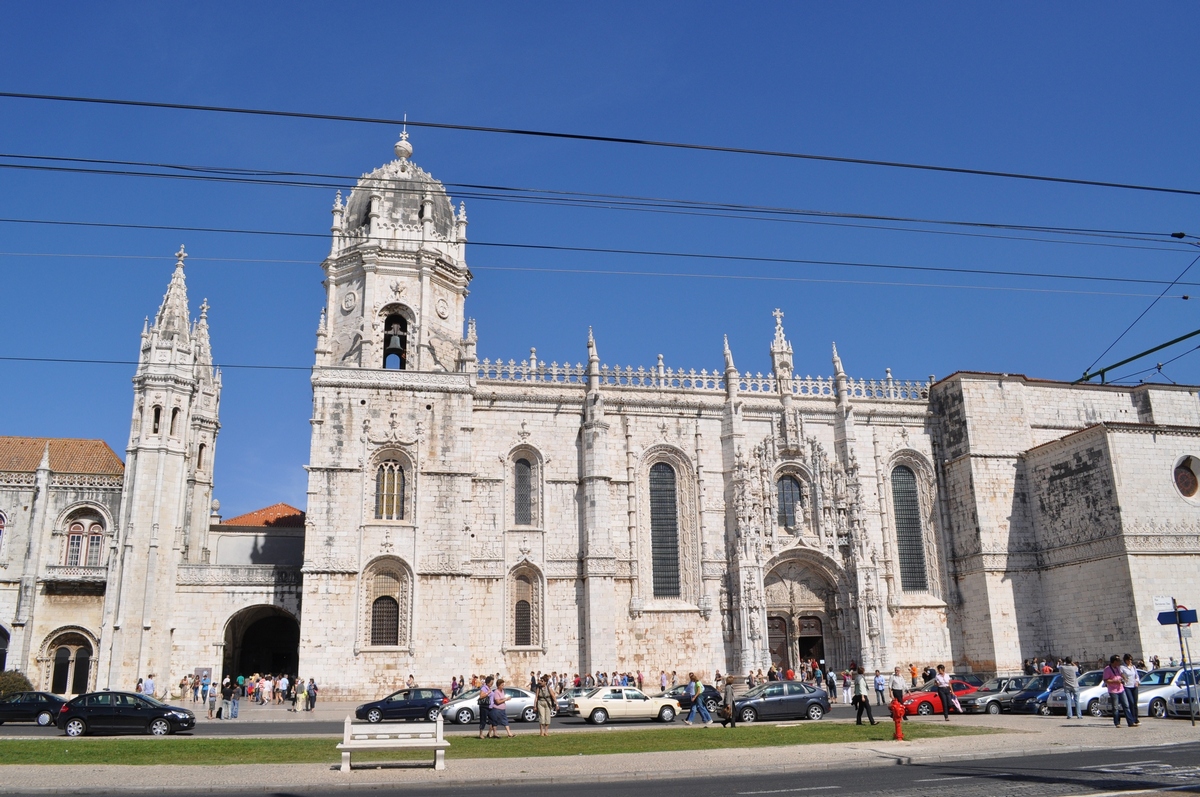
[1132,668,1200,719]
[1047,670,1107,716]
[557,686,598,714]
[1166,682,1199,719]
[441,687,542,725]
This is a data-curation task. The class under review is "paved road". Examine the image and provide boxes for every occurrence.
[3,741,1197,796]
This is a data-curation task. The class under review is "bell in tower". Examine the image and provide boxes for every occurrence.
[383,314,408,370]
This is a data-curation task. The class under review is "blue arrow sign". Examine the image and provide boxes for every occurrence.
[1159,610,1198,625]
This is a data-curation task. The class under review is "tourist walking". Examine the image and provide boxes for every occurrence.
[853,667,878,725]
[683,672,712,725]
[307,679,318,711]
[207,681,217,719]
[826,670,837,701]
[933,665,953,721]
[536,675,555,736]
[1103,656,1136,727]
[488,678,514,738]
[909,663,918,688]
[477,676,494,739]
[718,678,738,728]
[220,678,233,719]
[889,667,907,718]
[873,670,887,705]
[1121,655,1140,723]
[841,670,853,705]
[294,678,306,712]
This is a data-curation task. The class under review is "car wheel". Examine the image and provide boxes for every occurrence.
[1087,699,1103,717]
[64,718,86,737]
[986,702,1001,715]
[427,707,442,723]
[455,708,474,725]
[149,718,171,736]
[739,707,758,723]
[366,708,383,723]
[917,702,934,716]
[806,704,824,721]
[590,708,608,725]
[1037,704,1051,716]
[659,706,676,722]
[704,698,719,713]
[1150,699,1167,719]
[36,711,55,726]
[521,706,537,723]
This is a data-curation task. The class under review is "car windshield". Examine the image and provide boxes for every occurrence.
[743,684,771,698]
[1023,676,1053,692]
[977,679,1002,692]
[135,694,169,708]
[1140,669,1177,686]
[456,688,481,701]
[1078,671,1102,688]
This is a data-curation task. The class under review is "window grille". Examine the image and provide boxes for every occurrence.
[891,466,928,591]
[375,460,405,520]
[649,462,680,598]
[370,596,399,645]
[776,476,803,528]
[514,600,532,646]
[514,458,533,525]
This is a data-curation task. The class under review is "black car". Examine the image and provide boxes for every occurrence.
[659,683,722,713]
[0,691,67,726]
[355,688,448,723]
[57,691,196,736]
[733,681,830,722]
[1009,674,1063,715]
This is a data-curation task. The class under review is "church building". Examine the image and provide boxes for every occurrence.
[1,134,1197,699]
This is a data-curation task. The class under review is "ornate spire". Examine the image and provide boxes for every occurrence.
[193,299,213,368]
[154,246,192,343]
[832,342,845,376]
[38,441,51,472]
[394,125,413,160]
[723,334,736,372]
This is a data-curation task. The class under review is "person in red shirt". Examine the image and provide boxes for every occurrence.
[784,668,795,681]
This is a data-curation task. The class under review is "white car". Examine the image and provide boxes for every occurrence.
[1135,668,1200,719]
[565,687,680,725]
[1046,670,1108,717]
[1166,682,1199,719]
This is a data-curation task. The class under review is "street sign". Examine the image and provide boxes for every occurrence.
[1184,629,1193,639]
[1159,609,1199,625]
[1155,595,1175,611]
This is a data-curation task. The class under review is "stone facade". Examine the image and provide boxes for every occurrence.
[3,135,1198,701]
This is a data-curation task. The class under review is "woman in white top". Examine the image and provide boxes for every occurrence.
[934,665,953,721]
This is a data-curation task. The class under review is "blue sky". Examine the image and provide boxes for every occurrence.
[2,3,1199,516]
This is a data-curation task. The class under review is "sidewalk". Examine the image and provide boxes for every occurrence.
[2,712,1198,793]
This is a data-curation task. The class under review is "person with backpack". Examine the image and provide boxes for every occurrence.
[306,679,318,711]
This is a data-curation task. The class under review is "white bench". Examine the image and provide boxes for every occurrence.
[336,713,450,772]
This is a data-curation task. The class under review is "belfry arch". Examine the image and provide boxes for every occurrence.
[222,605,299,679]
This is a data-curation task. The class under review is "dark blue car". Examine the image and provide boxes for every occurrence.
[1009,673,1062,715]
[355,688,447,723]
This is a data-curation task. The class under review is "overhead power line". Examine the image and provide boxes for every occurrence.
[4,90,1200,198]
[2,216,1199,292]
[0,355,309,372]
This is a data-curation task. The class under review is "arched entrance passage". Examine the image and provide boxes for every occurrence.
[764,558,838,670]
[222,606,299,679]
[41,630,94,695]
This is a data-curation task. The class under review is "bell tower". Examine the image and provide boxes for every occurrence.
[316,132,471,373]
[97,246,221,689]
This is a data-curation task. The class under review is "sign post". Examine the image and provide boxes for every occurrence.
[1158,598,1197,726]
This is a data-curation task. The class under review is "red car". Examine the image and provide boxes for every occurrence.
[902,679,979,716]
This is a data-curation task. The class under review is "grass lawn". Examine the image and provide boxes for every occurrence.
[0,723,1001,766]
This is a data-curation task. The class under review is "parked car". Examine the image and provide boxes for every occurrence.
[1128,668,1200,719]
[732,681,830,723]
[0,691,67,726]
[1166,682,1199,719]
[557,686,597,715]
[1047,670,1108,716]
[355,688,448,723]
[959,676,1031,714]
[565,686,679,725]
[902,680,979,716]
[441,687,541,724]
[1009,674,1063,715]
[658,683,722,713]
[57,691,196,736]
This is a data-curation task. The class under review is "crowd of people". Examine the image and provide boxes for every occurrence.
[169,672,320,719]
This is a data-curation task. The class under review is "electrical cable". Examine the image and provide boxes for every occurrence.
[1,218,1198,291]
[4,90,1200,198]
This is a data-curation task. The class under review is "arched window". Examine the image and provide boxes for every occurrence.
[197,443,207,471]
[382,313,408,370]
[371,596,399,646]
[65,523,84,567]
[65,519,104,567]
[169,407,181,437]
[649,462,680,598]
[0,512,6,555]
[375,460,405,520]
[891,465,928,591]
[514,575,533,646]
[151,406,162,435]
[364,567,410,647]
[47,634,93,695]
[776,476,804,529]
[514,458,533,525]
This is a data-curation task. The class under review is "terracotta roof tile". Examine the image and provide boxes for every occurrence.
[221,503,306,527]
[0,437,124,475]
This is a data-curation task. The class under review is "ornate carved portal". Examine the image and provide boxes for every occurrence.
[764,559,839,669]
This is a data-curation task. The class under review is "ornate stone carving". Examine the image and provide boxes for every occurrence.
[177,565,302,586]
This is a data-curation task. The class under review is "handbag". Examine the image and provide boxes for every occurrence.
[720,703,732,719]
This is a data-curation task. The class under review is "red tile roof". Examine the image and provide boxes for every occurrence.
[221,503,306,527]
[0,437,124,475]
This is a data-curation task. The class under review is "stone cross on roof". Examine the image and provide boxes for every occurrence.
[175,245,187,265]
